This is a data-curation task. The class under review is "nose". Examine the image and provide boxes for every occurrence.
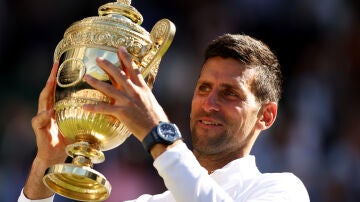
[202,91,220,112]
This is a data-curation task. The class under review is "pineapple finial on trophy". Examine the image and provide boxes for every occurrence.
[99,0,143,24]
[117,0,131,5]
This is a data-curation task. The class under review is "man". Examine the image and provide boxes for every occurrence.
[19,34,309,201]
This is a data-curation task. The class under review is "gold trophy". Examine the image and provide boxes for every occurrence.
[42,0,175,201]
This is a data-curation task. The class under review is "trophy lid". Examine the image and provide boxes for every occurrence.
[54,0,152,64]
[98,0,143,24]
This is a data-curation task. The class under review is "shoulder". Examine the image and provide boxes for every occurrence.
[260,172,306,187]
[263,172,309,201]
[243,172,310,201]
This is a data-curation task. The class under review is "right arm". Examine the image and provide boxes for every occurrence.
[19,63,68,201]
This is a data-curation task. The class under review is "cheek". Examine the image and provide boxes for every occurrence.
[189,102,197,127]
[241,111,259,133]
[227,108,253,131]
[190,97,201,116]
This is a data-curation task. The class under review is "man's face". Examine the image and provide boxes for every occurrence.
[190,56,262,156]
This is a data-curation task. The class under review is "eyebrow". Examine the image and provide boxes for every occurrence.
[197,80,246,92]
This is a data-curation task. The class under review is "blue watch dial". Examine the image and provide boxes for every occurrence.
[142,122,181,153]
[158,122,180,141]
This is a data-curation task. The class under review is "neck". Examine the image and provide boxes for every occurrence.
[194,149,247,174]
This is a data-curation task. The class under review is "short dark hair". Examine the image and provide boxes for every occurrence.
[204,33,282,103]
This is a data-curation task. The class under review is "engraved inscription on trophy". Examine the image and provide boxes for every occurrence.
[57,59,86,87]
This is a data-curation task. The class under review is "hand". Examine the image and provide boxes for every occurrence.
[83,46,169,141]
[31,63,67,165]
[24,63,68,199]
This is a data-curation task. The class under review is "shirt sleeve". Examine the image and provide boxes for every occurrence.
[18,189,54,202]
[153,142,233,202]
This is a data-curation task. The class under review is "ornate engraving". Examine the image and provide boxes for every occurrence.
[57,59,86,88]
[117,0,131,5]
[152,20,169,42]
[45,1,176,201]
[54,18,151,64]
[54,15,151,61]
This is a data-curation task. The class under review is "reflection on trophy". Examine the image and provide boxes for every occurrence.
[42,0,176,201]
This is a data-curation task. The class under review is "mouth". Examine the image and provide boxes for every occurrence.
[199,119,222,127]
[198,117,223,129]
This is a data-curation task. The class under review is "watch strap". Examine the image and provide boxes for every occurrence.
[142,122,181,153]
[142,125,161,153]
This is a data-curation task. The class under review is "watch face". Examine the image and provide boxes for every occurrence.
[157,123,180,141]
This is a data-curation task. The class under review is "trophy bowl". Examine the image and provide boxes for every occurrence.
[42,0,175,201]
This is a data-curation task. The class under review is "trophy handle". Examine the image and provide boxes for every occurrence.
[141,19,176,81]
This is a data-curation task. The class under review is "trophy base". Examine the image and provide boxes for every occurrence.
[43,163,111,202]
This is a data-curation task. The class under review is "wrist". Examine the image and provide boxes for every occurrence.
[34,154,67,168]
[23,157,56,199]
[150,139,183,159]
[142,122,182,157]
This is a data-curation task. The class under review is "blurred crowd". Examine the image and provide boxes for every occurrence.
[0,0,359,201]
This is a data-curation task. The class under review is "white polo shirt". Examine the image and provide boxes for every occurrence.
[19,142,309,202]
[128,142,309,202]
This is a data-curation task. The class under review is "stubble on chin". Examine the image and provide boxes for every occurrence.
[191,127,230,156]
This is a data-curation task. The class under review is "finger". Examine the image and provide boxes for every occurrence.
[32,109,54,131]
[82,103,129,124]
[38,63,59,113]
[95,57,138,96]
[84,74,130,102]
[95,57,121,83]
[117,47,145,86]
[96,58,129,90]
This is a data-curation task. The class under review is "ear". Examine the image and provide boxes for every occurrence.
[257,102,278,130]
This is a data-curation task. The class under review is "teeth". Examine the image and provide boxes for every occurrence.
[201,120,219,126]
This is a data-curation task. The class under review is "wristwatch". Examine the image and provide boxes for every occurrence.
[142,122,182,153]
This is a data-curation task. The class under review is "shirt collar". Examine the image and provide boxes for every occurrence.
[210,155,261,186]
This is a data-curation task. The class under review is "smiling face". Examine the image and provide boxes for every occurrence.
[190,56,263,158]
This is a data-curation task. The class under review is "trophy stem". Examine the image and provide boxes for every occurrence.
[42,141,111,201]
[66,141,105,164]
[73,155,93,167]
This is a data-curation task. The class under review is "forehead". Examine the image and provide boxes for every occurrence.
[199,57,254,86]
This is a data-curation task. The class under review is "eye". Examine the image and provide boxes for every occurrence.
[197,83,211,94]
[221,89,245,101]
[223,90,238,97]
